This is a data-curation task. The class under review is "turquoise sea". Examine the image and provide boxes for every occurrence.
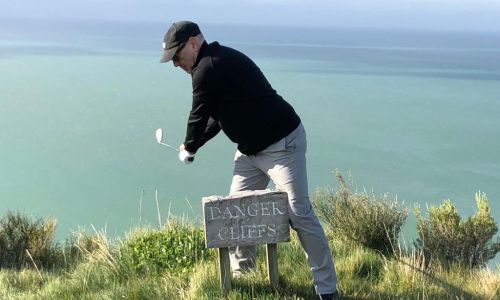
[1,19,500,248]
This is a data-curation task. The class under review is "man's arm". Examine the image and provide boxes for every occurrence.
[198,117,221,146]
[183,59,219,153]
[183,98,210,153]
[181,117,221,153]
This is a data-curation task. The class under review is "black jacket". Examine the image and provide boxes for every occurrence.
[184,41,301,155]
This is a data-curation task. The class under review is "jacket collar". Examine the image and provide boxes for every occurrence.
[193,41,209,70]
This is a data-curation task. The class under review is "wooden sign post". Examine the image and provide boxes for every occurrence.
[203,190,290,292]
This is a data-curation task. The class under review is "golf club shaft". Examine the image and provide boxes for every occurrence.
[159,142,179,152]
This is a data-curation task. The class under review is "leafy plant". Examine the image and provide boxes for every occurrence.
[415,192,500,268]
[313,171,408,255]
[121,221,212,276]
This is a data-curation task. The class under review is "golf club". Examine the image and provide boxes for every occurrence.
[155,128,195,163]
[155,128,179,152]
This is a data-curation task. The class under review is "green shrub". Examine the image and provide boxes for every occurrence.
[313,171,408,255]
[121,221,212,276]
[414,192,500,268]
[0,211,58,269]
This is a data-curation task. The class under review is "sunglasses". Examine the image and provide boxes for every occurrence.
[172,42,187,62]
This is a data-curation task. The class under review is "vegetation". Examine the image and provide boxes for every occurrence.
[415,192,500,268]
[313,171,408,255]
[1,179,500,299]
[121,221,212,276]
[0,211,59,270]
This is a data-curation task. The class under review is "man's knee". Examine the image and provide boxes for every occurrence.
[288,202,325,232]
[288,197,313,217]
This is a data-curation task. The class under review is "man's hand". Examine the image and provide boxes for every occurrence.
[179,144,195,164]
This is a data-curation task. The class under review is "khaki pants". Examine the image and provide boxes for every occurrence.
[229,123,337,295]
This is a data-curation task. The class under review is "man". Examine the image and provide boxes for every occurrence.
[160,21,338,299]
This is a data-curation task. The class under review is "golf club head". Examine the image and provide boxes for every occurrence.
[155,128,163,144]
[155,128,179,152]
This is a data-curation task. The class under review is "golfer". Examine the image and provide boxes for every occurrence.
[160,21,338,300]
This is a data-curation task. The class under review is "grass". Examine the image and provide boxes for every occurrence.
[2,182,500,300]
[1,223,499,300]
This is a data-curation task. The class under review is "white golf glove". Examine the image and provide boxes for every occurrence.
[179,149,195,164]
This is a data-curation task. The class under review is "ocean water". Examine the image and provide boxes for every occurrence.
[1,19,500,247]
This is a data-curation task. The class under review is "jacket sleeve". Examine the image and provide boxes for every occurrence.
[197,117,221,149]
[183,60,219,153]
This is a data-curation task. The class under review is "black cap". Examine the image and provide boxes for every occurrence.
[160,21,201,63]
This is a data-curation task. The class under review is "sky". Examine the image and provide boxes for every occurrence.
[1,0,500,31]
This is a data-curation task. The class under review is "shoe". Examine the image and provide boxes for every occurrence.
[319,290,340,300]
[232,271,244,278]
[232,269,251,278]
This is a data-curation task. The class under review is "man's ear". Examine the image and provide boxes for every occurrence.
[187,36,196,48]
[188,36,201,50]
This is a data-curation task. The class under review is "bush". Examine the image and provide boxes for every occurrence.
[62,228,107,265]
[0,211,58,269]
[313,171,408,255]
[414,192,500,268]
[121,221,212,276]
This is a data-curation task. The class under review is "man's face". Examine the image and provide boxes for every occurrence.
[172,40,196,74]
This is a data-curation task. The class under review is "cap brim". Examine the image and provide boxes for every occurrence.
[159,47,177,63]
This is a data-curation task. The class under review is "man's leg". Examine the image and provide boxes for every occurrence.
[229,150,270,275]
[255,124,337,295]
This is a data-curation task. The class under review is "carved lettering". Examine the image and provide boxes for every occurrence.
[233,205,246,218]
[207,207,221,220]
[258,224,267,237]
[223,207,235,219]
[203,191,290,248]
[247,203,258,216]
[272,202,285,215]
[218,227,228,240]
[260,202,270,215]
[267,224,277,236]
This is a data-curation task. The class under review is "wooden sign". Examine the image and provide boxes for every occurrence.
[202,190,290,248]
